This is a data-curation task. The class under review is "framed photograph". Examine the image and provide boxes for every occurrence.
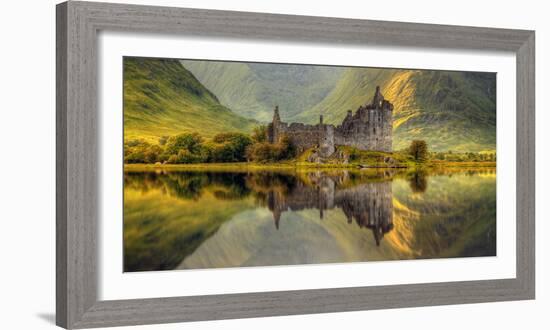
[56,1,535,328]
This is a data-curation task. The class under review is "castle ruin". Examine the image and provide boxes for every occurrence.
[267,86,393,157]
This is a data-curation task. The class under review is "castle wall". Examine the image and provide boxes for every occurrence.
[284,123,322,152]
[267,86,393,156]
[334,107,393,152]
[319,125,335,156]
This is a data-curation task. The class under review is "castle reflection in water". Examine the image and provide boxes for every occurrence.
[124,169,401,246]
[264,171,394,245]
[124,167,498,272]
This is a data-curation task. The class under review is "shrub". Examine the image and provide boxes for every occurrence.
[158,135,169,146]
[124,140,153,163]
[209,132,253,162]
[123,130,300,165]
[275,134,296,159]
[246,134,295,162]
[165,148,208,164]
[246,142,276,162]
[409,140,428,162]
[251,125,268,143]
[161,133,211,163]
[143,145,163,163]
[165,133,203,155]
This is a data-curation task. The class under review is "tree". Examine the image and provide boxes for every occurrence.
[251,125,268,143]
[144,145,163,163]
[158,135,169,146]
[210,132,253,162]
[124,139,153,163]
[246,134,295,163]
[409,140,428,162]
[275,134,296,159]
[246,142,277,162]
[165,133,203,155]
[166,148,208,164]
[161,133,212,163]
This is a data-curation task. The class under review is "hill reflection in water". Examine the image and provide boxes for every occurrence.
[123,168,496,272]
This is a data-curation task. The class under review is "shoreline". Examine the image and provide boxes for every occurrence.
[124,161,496,171]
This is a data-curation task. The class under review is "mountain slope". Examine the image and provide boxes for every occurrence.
[180,60,344,122]
[124,57,256,142]
[296,68,496,152]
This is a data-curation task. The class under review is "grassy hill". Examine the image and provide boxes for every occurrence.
[125,57,496,153]
[296,68,496,152]
[124,57,256,143]
[180,60,343,122]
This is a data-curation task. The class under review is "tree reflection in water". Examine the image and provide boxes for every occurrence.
[123,167,496,272]
[125,169,396,245]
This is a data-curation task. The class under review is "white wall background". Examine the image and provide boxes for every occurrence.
[0,0,547,329]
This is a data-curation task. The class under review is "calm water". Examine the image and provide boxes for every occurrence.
[123,168,496,272]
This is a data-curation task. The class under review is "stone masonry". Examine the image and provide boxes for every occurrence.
[267,86,393,157]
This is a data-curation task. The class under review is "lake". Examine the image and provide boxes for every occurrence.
[123,167,496,272]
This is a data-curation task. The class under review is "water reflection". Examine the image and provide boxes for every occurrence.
[124,168,496,272]
[263,172,394,246]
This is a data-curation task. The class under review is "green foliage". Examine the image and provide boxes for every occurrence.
[165,133,203,155]
[251,125,268,143]
[430,150,496,162]
[143,145,163,164]
[163,133,208,164]
[212,132,252,145]
[125,132,494,166]
[126,57,496,153]
[125,131,257,164]
[246,134,296,163]
[158,135,169,146]
[245,142,276,162]
[276,135,296,160]
[409,140,429,162]
[208,132,253,162]
[125,140,153,164]
[336,146,414,167]
[166,148,208,164]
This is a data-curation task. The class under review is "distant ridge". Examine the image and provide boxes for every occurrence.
[126,57,496,152]
[296,68,496,152]
[181,60,344,122]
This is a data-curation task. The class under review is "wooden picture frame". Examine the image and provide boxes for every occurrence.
[56,1,535,328]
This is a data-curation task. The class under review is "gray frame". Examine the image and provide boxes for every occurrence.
[56,1,535,328]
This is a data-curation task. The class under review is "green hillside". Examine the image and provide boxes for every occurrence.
[125,57,496,153]
[296,68,496,152]
[181,60,343,122]
[124,57,256,143]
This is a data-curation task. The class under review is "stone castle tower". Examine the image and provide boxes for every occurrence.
[267,86,393,157]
